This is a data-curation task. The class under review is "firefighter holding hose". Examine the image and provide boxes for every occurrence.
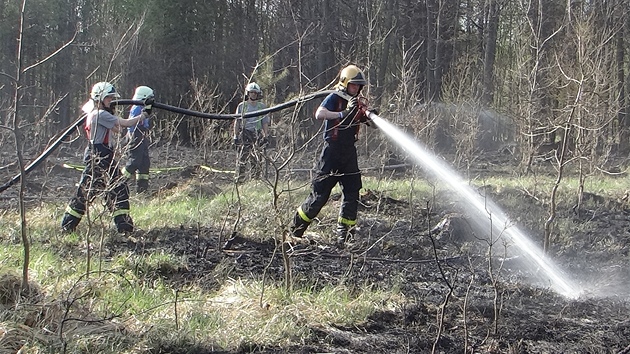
[290,64,375,247]
[61,82,152,233]
[122,86,154,194]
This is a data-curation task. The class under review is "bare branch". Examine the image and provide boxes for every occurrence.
[22,25,79,74]
[0,72,17,82]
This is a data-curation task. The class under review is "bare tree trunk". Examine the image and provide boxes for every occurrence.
[426,0,438,102]
[374,0,396,107]
[51,5,76,131]
[317,0,336,86]
[12,0,30,292]
[520,0,563,174]
[481,0,500,106]
[544,81,580,252]
[616,10,628,153]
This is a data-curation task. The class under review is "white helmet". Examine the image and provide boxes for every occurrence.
[132,86,154,100]
[90,81,120,101]
[246,82,262,94]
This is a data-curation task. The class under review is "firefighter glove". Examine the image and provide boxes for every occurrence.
[233,136,241,146]
[340,97,359,119]
[142,97,154,114]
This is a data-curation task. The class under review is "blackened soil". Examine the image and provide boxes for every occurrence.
[2,145,630,354]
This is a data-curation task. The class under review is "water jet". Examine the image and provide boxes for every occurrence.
[367,111,582,298]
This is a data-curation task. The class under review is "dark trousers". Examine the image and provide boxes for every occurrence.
[236,129,264,180]
[298,142,362,223]
[66,144,131,220]
[123,129,150,191]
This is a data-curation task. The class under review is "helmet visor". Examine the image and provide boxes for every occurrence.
[105,86,120,99]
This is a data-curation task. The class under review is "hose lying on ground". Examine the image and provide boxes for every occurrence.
[0,90,333,194]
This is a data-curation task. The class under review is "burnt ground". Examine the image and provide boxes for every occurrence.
[2,143,630,354]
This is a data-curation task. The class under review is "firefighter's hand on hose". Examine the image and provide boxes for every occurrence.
[360,108,379,128]
[142,97,155,115]
[348,96,358,108]
[340,97,359,119]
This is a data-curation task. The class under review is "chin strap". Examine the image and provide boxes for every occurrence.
[333,90,355,101]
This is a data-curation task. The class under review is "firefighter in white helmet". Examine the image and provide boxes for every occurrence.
[121,86,154,194]
[290,64,375,247]
[61,81,152,233]
[233,82,270,182]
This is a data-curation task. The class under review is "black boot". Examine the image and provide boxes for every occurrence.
[61,213,81,233]
[336,223,356,246]
[235,163,247,184]
[290,213,310,238]
[137,179,149,194]
[114,214,134,233]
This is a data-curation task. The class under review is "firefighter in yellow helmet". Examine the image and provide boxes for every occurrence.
[289,64,374,247]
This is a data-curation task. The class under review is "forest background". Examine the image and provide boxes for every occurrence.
[2,1,630,352]
[3,0,630,176]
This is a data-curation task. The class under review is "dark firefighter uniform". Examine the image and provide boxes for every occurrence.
[291,64,373,245]
[122,104,151,193]
[61,106,134,233]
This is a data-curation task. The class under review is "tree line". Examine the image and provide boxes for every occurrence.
[2,0,630,173]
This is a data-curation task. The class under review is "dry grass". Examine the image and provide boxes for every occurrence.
[0,155,629,352]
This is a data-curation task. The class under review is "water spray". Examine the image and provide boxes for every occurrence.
[365,110,582,298]
[0,91,591,297]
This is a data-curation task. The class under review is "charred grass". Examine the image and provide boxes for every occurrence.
[0,154,629,353]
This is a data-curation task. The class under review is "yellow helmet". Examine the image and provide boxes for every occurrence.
[336,65,367,91]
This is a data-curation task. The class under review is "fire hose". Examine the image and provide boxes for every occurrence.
[0,90,335,194]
